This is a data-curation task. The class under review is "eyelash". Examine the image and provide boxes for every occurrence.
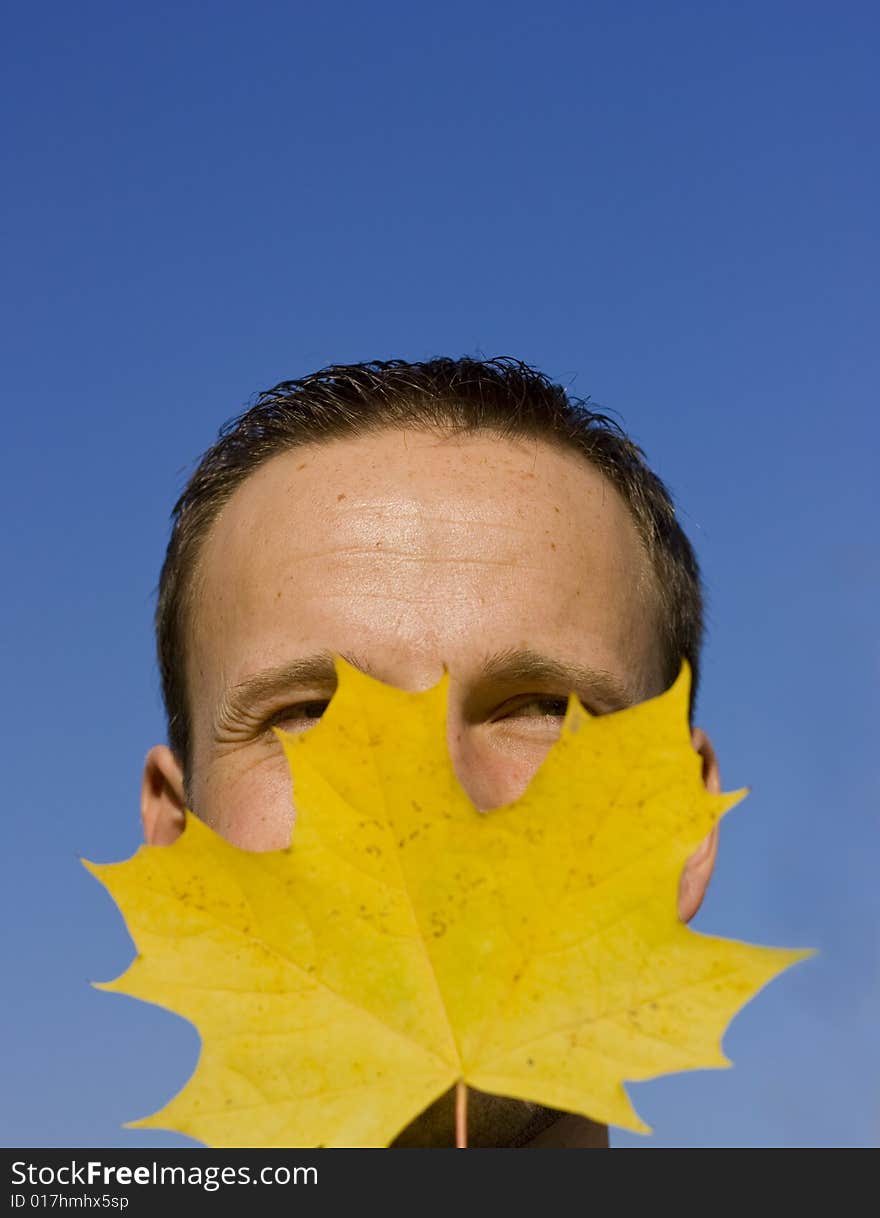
[264,696,572,733]
[502,696,571,720]
[266,700,332,728]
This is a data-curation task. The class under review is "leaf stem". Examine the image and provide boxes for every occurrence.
[455,1080,467,1148]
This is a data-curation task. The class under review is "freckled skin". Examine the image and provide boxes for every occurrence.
[143,426,720,1148]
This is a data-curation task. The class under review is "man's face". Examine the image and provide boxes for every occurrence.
[145,426,694,1147]
[184,428,665,840]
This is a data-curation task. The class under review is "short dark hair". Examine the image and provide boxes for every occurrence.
[156,357,704,785]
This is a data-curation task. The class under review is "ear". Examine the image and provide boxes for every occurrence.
[141,745,187,845]
[677,727,721,923]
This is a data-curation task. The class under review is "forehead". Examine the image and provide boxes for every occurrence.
[187,428,660,724]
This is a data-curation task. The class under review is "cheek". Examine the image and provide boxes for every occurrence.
[199,758,296,851]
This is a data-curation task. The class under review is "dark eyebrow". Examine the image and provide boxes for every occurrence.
[215,649,376,731]
[215,646,634,733]
[474,646,634,712]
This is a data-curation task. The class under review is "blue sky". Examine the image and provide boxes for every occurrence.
[1,0,876,1148]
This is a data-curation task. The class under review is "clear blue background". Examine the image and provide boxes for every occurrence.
[1,0,876,1149]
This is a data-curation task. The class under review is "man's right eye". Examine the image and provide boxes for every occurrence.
[267,700,332,733]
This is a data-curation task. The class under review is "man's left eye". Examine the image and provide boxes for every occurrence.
[501,697,570,720]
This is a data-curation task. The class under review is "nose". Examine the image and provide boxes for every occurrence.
[444,701,544,815]
[365,654,546,815]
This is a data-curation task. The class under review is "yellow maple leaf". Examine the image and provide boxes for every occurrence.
[84,659,811,1147]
